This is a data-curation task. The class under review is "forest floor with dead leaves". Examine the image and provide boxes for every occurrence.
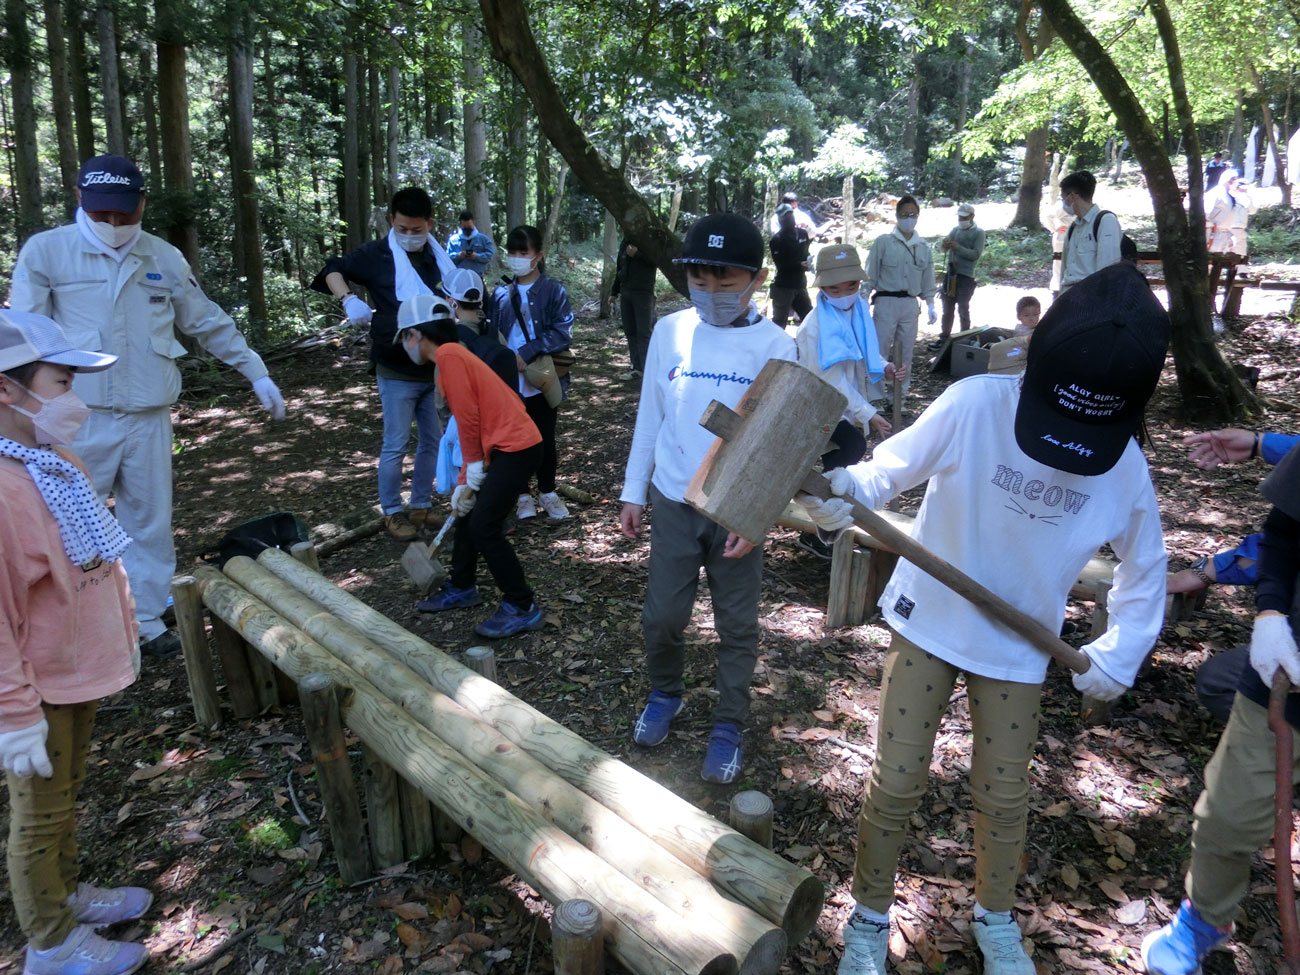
[2,271,1299,975]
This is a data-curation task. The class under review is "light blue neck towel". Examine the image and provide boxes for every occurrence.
[816,293,884,384]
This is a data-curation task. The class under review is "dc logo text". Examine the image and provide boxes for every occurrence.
[707,234,725,248]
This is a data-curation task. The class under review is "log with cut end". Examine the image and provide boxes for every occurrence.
[223,557,787,975]
[192,567,737,975]
[254,549,825,941]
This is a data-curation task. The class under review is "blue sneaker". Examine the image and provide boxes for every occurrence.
[417,584,482,613]
[473,601,543,638]
[632,689,684,746]
[701,723,743,784]
[838,914,889,975]
[1141,900,1232,975]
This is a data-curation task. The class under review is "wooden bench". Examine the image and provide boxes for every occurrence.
[778,501,1190,630]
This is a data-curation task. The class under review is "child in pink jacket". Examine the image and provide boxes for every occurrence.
[0,310,152,975]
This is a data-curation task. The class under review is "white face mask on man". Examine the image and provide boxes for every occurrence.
[88,218,138,249]
[396,232,428,253]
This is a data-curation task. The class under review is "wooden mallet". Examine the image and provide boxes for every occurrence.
[685,358,1089,673]
[1268,671,1300,973]
[400,514,456,594]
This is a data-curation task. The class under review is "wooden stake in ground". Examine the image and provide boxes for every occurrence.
[729,792,774,850]
[172,575,221,729]
[553,899,604,975]
[299,673,372,884]
[891,337,903,429]
[1269,671,1300,973]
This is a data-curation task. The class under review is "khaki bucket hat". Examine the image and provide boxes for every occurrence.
[812,246,867,288]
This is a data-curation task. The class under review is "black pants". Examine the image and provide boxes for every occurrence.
[939,273,977,339]
[1196,647,1247,723]
[523,393,559,494]
[821,419,867,471]
[450,443,541,608]
[619,290,656,373]
[769,286,812,328]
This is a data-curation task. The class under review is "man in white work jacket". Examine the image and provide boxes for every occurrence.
[1057,170,1123,293]
[863,194,936,404]
[8,154,286,658]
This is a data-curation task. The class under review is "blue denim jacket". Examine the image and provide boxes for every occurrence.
[446,229,496,276]
[491,274,575,397]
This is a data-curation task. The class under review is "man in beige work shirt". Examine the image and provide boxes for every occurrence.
[863,194,936,402]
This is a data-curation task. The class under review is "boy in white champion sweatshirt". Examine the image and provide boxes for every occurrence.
[619,213,795,784]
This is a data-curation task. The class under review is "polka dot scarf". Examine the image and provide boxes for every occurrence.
[0,436,131,568]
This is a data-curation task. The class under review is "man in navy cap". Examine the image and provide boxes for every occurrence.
[8,154,286,659]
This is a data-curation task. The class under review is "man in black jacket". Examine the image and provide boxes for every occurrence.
[768,204,812,328]
[611,236,658,380]
[311,187,452,540]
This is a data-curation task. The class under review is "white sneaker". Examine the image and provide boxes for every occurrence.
[516,494,537,519]
[538,491,569,520]
[839,915,889,975]
[971,913,1035,975]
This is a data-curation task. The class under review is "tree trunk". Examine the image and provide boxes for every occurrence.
[5,0,43,239]
[368,59,383,208]
[952,39,973,186]
[1010,0,1053,230]
[96,0,124,155]
[903,67,919,182]
[842,174,854,244]
[155,0,199,270]
[480,0,686,293]
[535,141,550,222]
[263,42,292,277]
[342,50,362,252]
[44,0,79,211]
[227,15,267,336]
[138,44,161,182]
[505,83,528,228]
[66,0,95,159]
[542,162,568,252]
[386,61,400,196]
[1038,0,1255,422]
[668,183,683,232]
[463,22,492,240]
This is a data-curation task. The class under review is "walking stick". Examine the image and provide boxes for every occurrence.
[1267,670,1300,974]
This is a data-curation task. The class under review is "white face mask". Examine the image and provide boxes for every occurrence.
[396,232,428,253]
[89,218,138,249]
[1060,198,1074,217]
[896,216,918,234]
[401,331,427,365]
[826,292,860,311]
[505,255,536,277]
[958,218,973,229]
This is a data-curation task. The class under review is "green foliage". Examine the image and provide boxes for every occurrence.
[245,816,301,851]
[976,226,1053,283]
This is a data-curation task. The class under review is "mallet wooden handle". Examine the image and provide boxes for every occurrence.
[1268,671,1300,973]
[801,472,1091,674]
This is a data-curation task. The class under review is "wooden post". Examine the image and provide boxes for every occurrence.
[846,545,872,626]
[360,744,404,869]
[315,516,385,557]
[864,550,900,616]
[1090,578,1113,640]
[290,540,321,573]
[172,575,221,729]
[274,666,300,707]
[298,673,372,885]
[210,615,260,719]
[891,337,903,430]
[464,646,497,681]
[729,792,774,849]
[552,899,604,975]
[246,645,281,710]
[825,532,858,629]
[398,778,436,860]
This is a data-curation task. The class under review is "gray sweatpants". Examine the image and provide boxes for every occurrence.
[870,295,920,401]
[642,485,764,726]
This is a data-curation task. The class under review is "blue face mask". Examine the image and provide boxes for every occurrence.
[689,282,754,326]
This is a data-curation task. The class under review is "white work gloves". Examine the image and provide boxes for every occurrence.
[0,717,53,778]
[826,467,857,500]
[464,461,486,491]
[926,299,938,326]
[342,295,373,326]
[1250,612,1300,685]
[799,494,854,533]
[1071,645,1128,702]
[450,484,477,516]
[252,376,286,420]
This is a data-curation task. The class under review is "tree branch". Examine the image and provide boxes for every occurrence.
[1149,0,1205,248]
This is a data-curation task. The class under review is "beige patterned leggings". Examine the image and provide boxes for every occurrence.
[852,633,1042,913]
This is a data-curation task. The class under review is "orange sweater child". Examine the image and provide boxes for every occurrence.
[434,341,540,483]
[399,295,545,639]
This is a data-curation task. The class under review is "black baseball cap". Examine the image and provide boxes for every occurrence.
[674,213,764,272]
[1014,263,1169,476]
[78,154,144,212]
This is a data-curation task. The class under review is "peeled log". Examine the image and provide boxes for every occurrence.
[192,567,736,975]
[255,549,824,940]
[224,557,786,975]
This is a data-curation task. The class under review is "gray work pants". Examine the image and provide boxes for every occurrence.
[642,484,764,726]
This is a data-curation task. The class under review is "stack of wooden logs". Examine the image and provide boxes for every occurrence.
[174,548,824,975]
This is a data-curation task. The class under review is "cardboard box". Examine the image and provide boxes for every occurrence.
[948,327,1013,379]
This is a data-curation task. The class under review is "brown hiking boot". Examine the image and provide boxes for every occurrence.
[384,511,418,541]
[408,506,435,528]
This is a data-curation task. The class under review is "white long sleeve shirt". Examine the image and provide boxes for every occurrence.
[794,300,885,428]
[620,307,796,505]
[841,373,1166,686]
[9,224,269,413]
[1059,204,1123,291]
